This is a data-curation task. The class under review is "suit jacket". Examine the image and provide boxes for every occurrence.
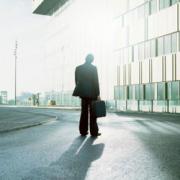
[73,62,100,99]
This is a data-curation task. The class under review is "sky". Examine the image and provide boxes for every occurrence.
[0,0,50,99]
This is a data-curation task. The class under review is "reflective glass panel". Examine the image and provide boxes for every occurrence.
[171,0,179,5]
[171,81,179,100]
[128,86,134,100]
[150,0,157,14]
[138,5,144,19]
[144,2,150,17]
[114,86,120,99]
[124,48,129,64]
[135,85,140,100]
[164,0,170,8]
[119,86,124,100]
[159,0,164,9]
[145,41,151,59]
[150,39,156,57]
[158,37,164,56]
[134,45,139,61]
[157,82,167,100]
[128,47,133,63]
[164,34,171,54]
[145,84,154,100]
[138,43,145,60]
[139,85,145,100]
[171,33,177,53]
[167,82,172,100]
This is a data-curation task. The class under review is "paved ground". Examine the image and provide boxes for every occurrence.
[0,107,56,133]
[0,107,180,180]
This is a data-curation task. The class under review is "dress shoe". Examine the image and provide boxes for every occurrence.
[80,132,88,136]
[91,133,101,137]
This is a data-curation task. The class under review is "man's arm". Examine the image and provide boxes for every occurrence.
[94,67,100,96]
[75,67,78,86]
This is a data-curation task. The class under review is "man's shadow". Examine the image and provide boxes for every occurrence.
[24,136,105,180]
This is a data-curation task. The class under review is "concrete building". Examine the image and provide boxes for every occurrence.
[0,91,8,104]
[33,0,180,113]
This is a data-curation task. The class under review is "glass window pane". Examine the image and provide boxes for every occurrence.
[128,47,133,63]
[128,86,134,100]
[164,34,171,54]
[124,48,129,64]
[171,0,178,5]
[124,86,128,100]
[134,45,139,61]
[114,86,120,99]
[119,86,124,100]
[145,41,151,59]
[145,84,154,100]
[168,81,180,100]
[135,85,140,100]
[144,2,149,17]
[159,0,164,9]
[150,39,156,57]
[167,82,172,100]
[158,37,164,56]
[138,5,145,19]
[150,0,157,14]
[171,81,180,100]
[164,0,170,8]
[157,82,167,100]
[139,85,145,100]
[172,33,177,52]
[138,43,145,60]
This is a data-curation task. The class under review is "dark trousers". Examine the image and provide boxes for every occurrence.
[79,98,98,135]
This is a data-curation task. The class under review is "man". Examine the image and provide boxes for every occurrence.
[73,54,101,136]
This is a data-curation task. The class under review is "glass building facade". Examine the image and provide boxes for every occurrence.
[114,0,180,113]
[33,0,180,112]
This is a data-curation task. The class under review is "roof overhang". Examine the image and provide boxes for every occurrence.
[32,0,70,15]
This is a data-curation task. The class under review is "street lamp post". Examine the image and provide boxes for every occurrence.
[14,40,18,105]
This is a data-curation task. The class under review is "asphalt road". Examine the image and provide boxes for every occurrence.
[0,107,56,133]
[0,108,180,180]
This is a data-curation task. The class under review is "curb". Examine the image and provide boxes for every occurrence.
[0,105,80,111]
[116,111,180,118]
[0,117,57,134]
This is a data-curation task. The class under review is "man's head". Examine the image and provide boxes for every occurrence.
[85,54,94,64]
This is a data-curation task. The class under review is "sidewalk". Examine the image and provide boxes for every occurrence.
[0,107,56,133]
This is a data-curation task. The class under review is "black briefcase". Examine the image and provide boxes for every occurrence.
[92,100,106,118]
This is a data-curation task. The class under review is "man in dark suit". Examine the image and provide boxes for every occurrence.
[73,54,101,136]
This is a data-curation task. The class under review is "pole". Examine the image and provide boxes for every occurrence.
[14,40,18,105]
